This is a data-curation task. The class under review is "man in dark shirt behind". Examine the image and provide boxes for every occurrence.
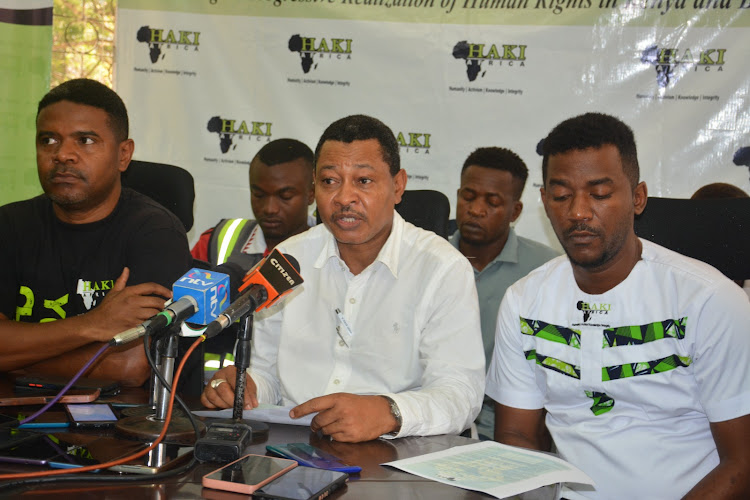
[0,78,192,387]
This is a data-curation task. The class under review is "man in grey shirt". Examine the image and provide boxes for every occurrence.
[450,147,560,439]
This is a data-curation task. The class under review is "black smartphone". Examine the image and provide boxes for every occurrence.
[0,435,61,466]
[254,466,348,500]
[0,434,80,467]
[14,375,120,397]
[64,403,118,428]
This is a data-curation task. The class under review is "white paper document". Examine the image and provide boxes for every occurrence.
[383,441,594,499]
[193,404,315,426]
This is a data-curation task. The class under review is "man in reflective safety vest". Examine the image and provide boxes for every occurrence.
[192,139,316,271]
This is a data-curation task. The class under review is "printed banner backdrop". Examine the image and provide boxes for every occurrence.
[0,0,52,206]
[115,1,750,249]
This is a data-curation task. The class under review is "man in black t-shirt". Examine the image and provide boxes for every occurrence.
[0,79,192,387]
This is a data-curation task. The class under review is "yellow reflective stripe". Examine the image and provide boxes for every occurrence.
[216,219,246,265]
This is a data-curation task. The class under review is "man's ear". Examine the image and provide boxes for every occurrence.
[118,139,135,173]
[393,169,407,205]
[633,181,648,216]
[510,200,523,223]
[307,180,315,206]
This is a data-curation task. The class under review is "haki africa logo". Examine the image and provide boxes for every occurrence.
[206,116,272,154]
[577,300,611,323]
[288,35,352,74]
[640,44,726,88]
[735,147,750,181]
[136,26,200,64]
[397,131,431,154]
[452,41,526,82]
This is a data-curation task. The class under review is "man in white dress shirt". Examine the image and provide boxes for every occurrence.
[202,114,485,443]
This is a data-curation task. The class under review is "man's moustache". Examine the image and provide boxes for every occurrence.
[564,224,600,237]
[48,165,85,180]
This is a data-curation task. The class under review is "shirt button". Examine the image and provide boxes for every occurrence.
[338,340,346,347]
[333,379,340,385]
[349,298,356,304]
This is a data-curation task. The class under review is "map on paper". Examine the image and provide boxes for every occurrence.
[383,441,594,499]
[193,404,315,426]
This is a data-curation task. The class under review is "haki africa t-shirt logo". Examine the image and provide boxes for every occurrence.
[76,278,115,311]
[577,300,611,323]
[288,35,352,74]
[452,41,526,82]
[136,26,200,64]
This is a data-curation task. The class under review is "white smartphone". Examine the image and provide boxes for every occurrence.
[202,454,298,494]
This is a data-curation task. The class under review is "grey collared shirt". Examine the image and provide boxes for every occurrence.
[450,227,560,438]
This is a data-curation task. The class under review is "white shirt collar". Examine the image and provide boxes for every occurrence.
[314,211,403,279]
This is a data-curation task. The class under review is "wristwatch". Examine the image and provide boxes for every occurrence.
[382,396,402,436]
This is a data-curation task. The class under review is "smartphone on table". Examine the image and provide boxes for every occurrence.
[266,443,362,474]
[254,466,348,500]
[202,454,297,494]
[17,411,70,429]
[0,434,86,467]
[64,403,118,428]
[0,434,65,466]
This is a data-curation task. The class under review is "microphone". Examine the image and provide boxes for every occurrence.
[110,295,198,346]
[110,267,232,346]
[172,268,231,325]
[212,261,248,302]
[202,248,303,339]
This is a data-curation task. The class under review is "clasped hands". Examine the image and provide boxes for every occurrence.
[201,365,399,442]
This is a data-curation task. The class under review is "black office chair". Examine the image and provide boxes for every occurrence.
[121,160,195,232]
[634,197,750,281]
[121,160,203,395]
[395,190,451,239]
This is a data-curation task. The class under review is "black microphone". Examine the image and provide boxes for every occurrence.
[110,295,198,346]
[202,249,303,339]
[212,261,248,302]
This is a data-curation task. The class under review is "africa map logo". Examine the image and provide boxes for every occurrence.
[452,41,527,82]
[735,147,750,180]
[206,116,273,154]
[640,44,726,88]
[577,300,611,323]
[288,35,352,73]
[136,26,200,64]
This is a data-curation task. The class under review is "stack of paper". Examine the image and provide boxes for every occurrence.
[383,441,594,499]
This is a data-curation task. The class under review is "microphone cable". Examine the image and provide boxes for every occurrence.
[14,343,111,427]
[0,334,207,489]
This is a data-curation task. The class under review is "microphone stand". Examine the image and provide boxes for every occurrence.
[116,324,206,442]
[222,311,268,434]
[232,312,253,420]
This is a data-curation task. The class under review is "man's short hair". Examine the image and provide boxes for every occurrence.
[541,112,640,189]
[314,114,400,176]
[37,78,129,142]
[255,138,314,168]
[691,182,749,200]
[462,147,529,199]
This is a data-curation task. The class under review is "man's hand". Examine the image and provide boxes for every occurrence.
[82,267,173,342]
[290,393,398,443]
[201,366,258,410]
